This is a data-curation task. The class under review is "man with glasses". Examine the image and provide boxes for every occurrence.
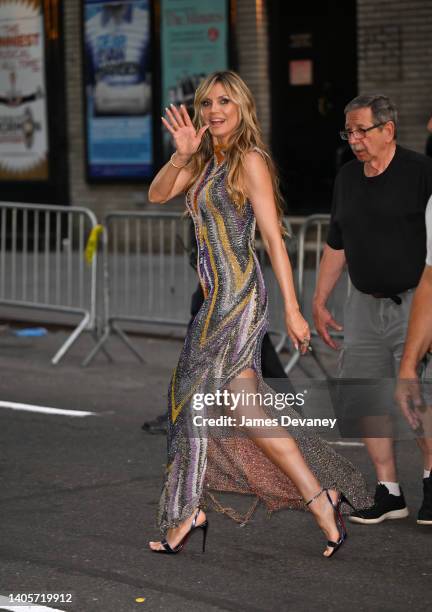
[313,94,432,525]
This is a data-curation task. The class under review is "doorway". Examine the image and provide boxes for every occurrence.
[268,0,357,214]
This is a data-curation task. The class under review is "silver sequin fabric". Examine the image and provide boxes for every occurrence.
[157,154,372,533]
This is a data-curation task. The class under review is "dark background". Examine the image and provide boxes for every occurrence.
[268,0,357,213]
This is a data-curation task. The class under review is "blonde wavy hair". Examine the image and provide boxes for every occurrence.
[187,71,287,235]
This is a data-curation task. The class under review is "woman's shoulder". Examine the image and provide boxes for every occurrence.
[245,146,270,160]
[243,148,271,174]
[252,146,270,157]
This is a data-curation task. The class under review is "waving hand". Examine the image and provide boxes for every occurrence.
[162,104,209,158]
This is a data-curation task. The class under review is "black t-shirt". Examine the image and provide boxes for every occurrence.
[327,145,432,294]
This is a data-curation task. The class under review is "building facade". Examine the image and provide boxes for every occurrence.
[4,0,432,215]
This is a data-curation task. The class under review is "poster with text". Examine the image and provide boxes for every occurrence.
[0,0,48,181]
[84,0,152,180]
[161,0,229,157]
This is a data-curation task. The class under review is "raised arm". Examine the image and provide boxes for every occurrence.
[243,151,309,352]
[399,265,432,378]
[395,265,432,430]
[148,104,209,203]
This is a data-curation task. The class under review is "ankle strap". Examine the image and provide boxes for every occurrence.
[305,488,325,506]
[191,508,201,528]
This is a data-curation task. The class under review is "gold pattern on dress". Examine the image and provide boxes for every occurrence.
[199,223,219,347]
[170,365,203,424]
[196,224,209,299]
[205,193,254,292]
[201,280,256,349]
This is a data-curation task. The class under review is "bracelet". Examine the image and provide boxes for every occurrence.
[169,152,189,169]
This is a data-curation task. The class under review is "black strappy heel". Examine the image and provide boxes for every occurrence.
[152,509,209,555]
[306,488,350,558]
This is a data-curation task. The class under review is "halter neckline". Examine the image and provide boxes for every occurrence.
[213,144,226,165]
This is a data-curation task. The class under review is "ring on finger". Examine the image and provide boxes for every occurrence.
[301,338,312,352]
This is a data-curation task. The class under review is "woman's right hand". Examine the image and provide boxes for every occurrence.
[285,308,311,355]
[162,104,209,161]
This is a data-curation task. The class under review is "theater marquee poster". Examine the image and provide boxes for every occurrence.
[160,0,229,157]
[0,0,49,181]
[83,0,153,181]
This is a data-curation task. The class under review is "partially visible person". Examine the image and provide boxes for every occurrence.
[396,196,432,525]
[399,196,432,382]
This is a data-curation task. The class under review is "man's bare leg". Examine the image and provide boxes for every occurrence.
[363,437,397,482]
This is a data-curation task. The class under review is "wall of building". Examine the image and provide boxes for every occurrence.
[63,0,267,217]
[236,0,270,144]
[358,0,432,153]
[64,0,431,216]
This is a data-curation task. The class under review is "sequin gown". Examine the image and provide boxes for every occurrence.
[157,152,371,532]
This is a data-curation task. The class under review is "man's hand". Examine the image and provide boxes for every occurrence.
[395,375,424,431]
[312,301,343,350]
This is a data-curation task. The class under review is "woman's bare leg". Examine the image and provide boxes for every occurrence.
[150,369,343,555]
[231,369,342,556]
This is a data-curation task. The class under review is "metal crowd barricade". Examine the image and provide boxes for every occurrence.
[0,201,100,365]
[84,210,293,367]
[83,211,194,366]
[255,216,297,360]
[297,214,330,311]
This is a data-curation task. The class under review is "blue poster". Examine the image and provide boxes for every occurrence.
[84,0,152,179]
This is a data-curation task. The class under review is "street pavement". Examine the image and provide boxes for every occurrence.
[0,328,431,612]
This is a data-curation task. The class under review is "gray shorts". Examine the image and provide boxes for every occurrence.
[336,286,430,425]
[339,286,419,379]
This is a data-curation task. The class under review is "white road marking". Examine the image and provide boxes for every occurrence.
[329,441,365,447]
[0,607,66,612]
[0,595,66,612]
[0,400,97,418]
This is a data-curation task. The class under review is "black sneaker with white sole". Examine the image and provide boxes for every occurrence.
[417,472,432,525]
[349,483,409,524]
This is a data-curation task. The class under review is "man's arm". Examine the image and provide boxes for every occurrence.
[312,244,346,349]
[399,265,432,378]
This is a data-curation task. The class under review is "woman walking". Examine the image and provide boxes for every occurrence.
[148,71,369,558]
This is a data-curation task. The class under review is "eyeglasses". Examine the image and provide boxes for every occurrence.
[339,122,386,141]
